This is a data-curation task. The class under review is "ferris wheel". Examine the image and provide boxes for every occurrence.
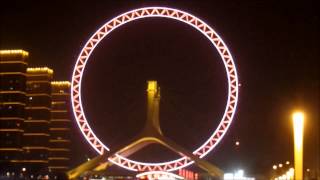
[69,6,239,179]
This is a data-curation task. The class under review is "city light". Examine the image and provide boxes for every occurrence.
[0,49,29,56]
[51,81,71,87]
[223,170,255,180]
[273,168,294,180]
[1,0,316,179]
[234,169,244,178]
[27,67,53,75]
[136,171,183,180]
[224,173,234,179]
[293,111,304,180]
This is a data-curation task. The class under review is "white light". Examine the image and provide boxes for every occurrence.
[234,169,244,178]
[224,170,255,180]
[293,112,304,122]
[224,173,234,179]
[22,167,26,172]
[136,171,183,179]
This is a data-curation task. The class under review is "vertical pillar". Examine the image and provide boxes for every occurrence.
[293,112,304,180]
[146,81,161,134]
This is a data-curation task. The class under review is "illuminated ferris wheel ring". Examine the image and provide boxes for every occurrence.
[71,7,239,172]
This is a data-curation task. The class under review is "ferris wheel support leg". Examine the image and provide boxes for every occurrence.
[100,134,224,178]
[67,135,158,179]
[154,135,224,178]
[67,134,223,179]
[67,153,108,179]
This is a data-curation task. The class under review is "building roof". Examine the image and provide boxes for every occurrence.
[27,67,54,75]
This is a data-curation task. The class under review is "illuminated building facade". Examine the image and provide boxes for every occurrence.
[0,49,72,177]
[49,81,71,172]
[24,67,53,174]
[0,50,28,173]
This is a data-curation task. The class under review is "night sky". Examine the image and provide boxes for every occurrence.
[1,0,319,177]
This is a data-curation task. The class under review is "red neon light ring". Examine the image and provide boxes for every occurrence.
[71,7,239,172]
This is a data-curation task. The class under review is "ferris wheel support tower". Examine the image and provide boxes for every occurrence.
[67,81,223,179]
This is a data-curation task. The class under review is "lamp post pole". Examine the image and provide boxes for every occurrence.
[292,112,304,180]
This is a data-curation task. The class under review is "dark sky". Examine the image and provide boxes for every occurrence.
[1,0,319,177]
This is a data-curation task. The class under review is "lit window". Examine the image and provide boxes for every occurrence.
[9,87,13,90]
[59,90,64,93]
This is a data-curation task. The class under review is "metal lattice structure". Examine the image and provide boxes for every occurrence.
[71,7,239,172]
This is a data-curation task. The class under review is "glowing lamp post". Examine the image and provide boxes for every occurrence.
[292,112,304,180]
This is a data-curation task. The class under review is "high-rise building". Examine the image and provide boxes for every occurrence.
[1,49,72,178]
[0,50,28,174]
[49,81,71,172]
[24,67,53,175]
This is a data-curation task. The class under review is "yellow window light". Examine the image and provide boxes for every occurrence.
[51,81,71,87]
[0,49,29,56]
[27,67,53,75]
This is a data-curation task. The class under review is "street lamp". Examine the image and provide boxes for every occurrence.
[292,112,304,180]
